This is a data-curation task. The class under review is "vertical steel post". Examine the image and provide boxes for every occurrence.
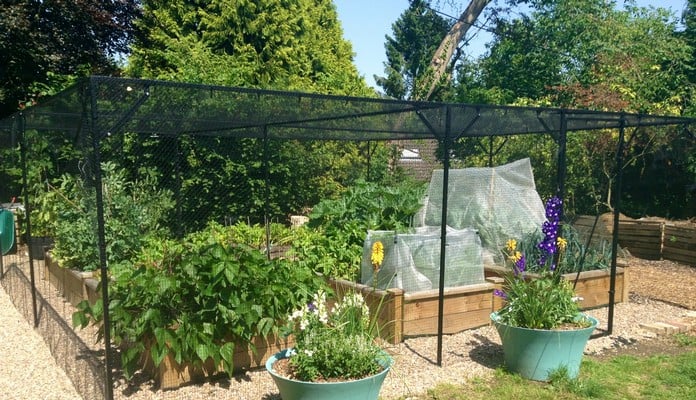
[89,78,114,400]
[553,111,568,271]
[263,126,271,259]
[174,137,184,239]
[436,106,452,366]
[18,113,39,327]
[608,117,626,335]
[556,111,568,201]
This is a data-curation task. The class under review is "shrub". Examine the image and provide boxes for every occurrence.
[304,179,426,280]
[51,162,174,271]
[74,222,325,379]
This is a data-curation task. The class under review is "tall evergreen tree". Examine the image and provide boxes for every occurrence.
[128,0,370,96]
[376,0,451,100]
[124,0,393,225]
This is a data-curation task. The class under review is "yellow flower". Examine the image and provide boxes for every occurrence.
[557,237,567,251]
[371,241,384,271]
[508,251,522,263]
[506,239,517,252]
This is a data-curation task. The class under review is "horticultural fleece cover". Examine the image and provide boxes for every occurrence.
[417,158,546,254]
[361,158,545,293]
[361,227,484,292]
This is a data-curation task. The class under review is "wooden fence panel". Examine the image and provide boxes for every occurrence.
[617,220,663,260]
[572,215,665,261]
[662,225,696,266]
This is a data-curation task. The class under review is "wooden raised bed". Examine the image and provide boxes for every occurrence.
[331,264,629,344]
[563,266,629,309]
[43,251,99,306]
[485,263,630,309]
[572,214,663,260]
[401,282,497,336]
[43,250,295,389]
[69,275,494,389]
[575,214,696,264]
[330,278,498,343]
[142,333,293,390]
[662,224,696,266]
[572,214,615,247]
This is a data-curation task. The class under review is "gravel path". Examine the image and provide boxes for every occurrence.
[0,279,82,400]
[1,253,694,400]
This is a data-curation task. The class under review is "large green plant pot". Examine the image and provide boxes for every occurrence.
[0,210,14,255]
[266,349,391,400]
[491,312,598,381]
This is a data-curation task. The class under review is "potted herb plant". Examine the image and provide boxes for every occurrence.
[490,196,598,381]
[266,243,392,400]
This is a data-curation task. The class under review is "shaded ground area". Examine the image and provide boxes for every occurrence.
[627,256,696,310]
[589,256,696,361]
[589,327,695,361]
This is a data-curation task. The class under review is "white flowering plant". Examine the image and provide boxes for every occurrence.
[282,289,386,382]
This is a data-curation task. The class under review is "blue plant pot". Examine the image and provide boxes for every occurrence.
[491,312,598,381]
[266,349,392,400]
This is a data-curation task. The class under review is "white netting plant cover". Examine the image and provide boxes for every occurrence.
[417,158,546,253]
[360,227,484,292]
[360,158,545,293]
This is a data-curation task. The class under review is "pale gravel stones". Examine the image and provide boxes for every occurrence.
[0,258,693,400]
[108,297,692,399]
[0,285,81,400]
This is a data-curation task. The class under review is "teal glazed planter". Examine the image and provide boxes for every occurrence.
[266,349,392,400]
[491,312,598,381]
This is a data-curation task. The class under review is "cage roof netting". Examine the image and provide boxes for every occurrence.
[1,76,695,142]
[3,76,695,384]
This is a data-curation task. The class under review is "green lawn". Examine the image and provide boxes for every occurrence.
[403,333,696,400]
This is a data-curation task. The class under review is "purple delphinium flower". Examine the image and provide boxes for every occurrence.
[538,196,562,270]
[493,289,508,299]
[307,302,316,312]
[545,196,562,220]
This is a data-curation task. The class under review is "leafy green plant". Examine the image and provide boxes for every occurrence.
[11,128,82,238]
[305,179,426,280]
[206,220,295,251]
[74,221,325,379]
[51,162,174,271]
[494,197,589,330]
[281,290,385,381]
[28,180,59,237]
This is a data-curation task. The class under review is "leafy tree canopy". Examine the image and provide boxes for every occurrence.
[0,0,139,118]
[127,0,372,96]
[448,0,696,218]
[476,0,691,114]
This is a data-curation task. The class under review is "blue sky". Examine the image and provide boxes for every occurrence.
[334,0,688,90]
